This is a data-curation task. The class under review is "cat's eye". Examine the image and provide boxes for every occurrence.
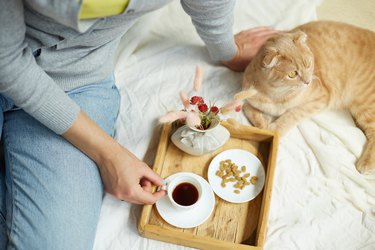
[287,71,298,78]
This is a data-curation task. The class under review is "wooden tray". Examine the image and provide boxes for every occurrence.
[138,121,279,249]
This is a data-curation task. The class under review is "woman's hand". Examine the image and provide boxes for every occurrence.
[97,143,166,204]
[63,111,166,204]
[222,27,280,72]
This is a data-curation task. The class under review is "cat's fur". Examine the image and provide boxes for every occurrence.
[237,21,375,174]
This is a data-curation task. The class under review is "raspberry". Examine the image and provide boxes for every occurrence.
[198,103,208,113]
[235,105,241,112]
[210,106,219,114]
[190,96,204,105]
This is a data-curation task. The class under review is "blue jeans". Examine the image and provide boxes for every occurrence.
[0,75,120,249]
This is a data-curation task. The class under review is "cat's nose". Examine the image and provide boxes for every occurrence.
[304,79,312,85]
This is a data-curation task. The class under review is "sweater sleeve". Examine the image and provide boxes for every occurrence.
[180,0,237,62]
[0,0,81,135]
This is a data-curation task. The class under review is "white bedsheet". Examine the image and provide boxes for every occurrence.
[93,0,375,249]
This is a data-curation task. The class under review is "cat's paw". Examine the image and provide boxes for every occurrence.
[267,123,286,137]
[356,155,375,175]
[267,122,276,131]
[246,116,268,129]
[251,120,268,130]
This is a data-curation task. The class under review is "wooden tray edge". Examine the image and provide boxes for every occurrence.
[138,123,172,235]
[256,133,279,246]
[142,224,262,250]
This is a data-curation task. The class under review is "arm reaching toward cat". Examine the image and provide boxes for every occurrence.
[223,27,280,72]
[181,1,279,72]
[181,0,237,62]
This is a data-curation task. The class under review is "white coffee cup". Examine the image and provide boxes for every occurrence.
[160,173,203,210]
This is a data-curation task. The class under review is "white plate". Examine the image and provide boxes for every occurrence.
[155,172,215,228]
[207,149,265,203]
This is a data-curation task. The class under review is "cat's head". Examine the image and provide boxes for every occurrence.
[244,31,315,96]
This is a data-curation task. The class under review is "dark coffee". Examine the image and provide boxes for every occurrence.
[172,182,199,206]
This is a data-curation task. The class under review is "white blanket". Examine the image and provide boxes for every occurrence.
[94,0,375,249]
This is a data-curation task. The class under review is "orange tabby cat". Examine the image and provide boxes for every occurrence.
[236,21,375,174]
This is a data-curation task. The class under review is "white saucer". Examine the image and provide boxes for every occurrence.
[207,149,265,203]
[155,172,215,228]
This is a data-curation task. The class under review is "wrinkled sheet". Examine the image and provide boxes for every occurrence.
[93,0,375,249]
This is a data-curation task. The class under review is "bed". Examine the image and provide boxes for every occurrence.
[93,0,375,249]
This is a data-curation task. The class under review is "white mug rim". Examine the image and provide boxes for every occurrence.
[163,174,203,209]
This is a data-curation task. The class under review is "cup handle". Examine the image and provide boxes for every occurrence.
[157,179,168,192]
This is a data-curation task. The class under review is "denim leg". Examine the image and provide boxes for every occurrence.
[0,95,15,250]
[2,75,120,250]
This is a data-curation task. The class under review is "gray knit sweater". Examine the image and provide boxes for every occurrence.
[0,0,236,134]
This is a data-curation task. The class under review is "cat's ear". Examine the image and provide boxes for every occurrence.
[293,31,307,44]
[262,47,279,68]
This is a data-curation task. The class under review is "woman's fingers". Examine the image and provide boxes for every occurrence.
[222,26,281,72]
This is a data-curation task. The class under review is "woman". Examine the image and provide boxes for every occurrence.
[0,0,277,248]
